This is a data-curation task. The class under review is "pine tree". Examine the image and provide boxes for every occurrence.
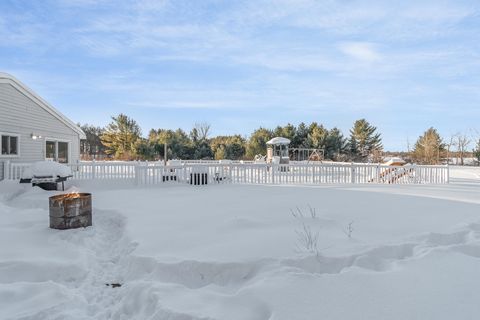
[306,123,328,149]
[273,124,296,143]
[246,128,273,159]
[134,138,154,160]
[154,129,194,160]
[292,122,309,148]
[210,135,246,160]
[348,119,382,161]
[214,145,226,160]
[101,114,142,160]
[412,127,445,164]
[473,139,480,166]
[325,127,347,160]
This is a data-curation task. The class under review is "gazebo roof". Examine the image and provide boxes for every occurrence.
[266,137,291,145]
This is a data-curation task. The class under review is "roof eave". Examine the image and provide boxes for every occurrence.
[0,72,86,139]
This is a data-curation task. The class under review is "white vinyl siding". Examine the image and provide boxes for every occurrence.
[0,82,81,166]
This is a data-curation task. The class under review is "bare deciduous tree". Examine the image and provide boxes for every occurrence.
[454,133,471,166]
[194,122,211,141]
[446,134,456,165]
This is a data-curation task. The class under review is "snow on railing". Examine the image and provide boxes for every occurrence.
[180,159,255,164]
[70,161,138,180]
[2,160,449,185]
[3,162,31,180]
[135,162,449,185]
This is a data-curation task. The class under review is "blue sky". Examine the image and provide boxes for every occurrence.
[1,0,479,150]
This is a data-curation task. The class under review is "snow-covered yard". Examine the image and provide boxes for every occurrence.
[1,166,480,319]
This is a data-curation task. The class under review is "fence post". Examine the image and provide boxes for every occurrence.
[91,160,96,179]
[271,164,275,184]
[413,164,418,184]
[134,163,139,185]
[143,162,148,184]
[3,160,9,180]
[446,165,450,184]
[74,159,79,178]
[350,163,356,184]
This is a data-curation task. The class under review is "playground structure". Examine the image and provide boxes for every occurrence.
[290,148,324,162]
[254,154,267,163]
[265,137,324,164]
[266,137,291,164]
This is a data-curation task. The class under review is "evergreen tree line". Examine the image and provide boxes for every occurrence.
[80,114,480,165]
[80,114,383,162]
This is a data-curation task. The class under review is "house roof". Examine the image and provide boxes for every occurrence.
[0,72,86,139]
[266,137,291,145]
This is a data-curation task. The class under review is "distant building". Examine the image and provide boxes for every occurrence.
[0,73,85,180]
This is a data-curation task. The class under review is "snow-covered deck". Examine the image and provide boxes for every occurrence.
[1,167,479,319]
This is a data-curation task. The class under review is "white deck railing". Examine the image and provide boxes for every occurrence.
[3,162,32,180]
[134,163,449,185]
[2,160,449,185]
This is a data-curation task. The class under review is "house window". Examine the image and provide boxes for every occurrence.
[1,135,19,156]
[46,141,56,160]
[45,140,69,163]
[58,142,69,163]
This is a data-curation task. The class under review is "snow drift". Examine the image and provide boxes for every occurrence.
[1,167,480,319]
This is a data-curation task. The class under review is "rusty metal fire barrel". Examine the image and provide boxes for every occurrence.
[49,193,92,230]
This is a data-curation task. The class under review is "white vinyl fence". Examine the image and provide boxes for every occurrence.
[2,160,449,185]
[3,162,31,181]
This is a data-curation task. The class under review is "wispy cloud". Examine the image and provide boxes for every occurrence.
[1,0,480,149]
[339,42,381,63]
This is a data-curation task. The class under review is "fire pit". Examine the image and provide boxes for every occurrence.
[49,193,92,230]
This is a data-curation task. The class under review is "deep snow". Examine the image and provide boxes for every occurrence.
[1,166,480,319]
[21,161,72,179]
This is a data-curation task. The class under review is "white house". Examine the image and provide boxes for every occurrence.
[0,72,85,180]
